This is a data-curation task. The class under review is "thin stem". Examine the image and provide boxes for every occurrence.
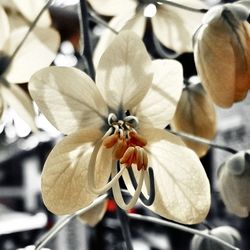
[152,34,180,59]
[79,0,95,80]
[7,0,53,68]
[168,129,238,154]
[88,10,119,35]
[34,194,108,250]
[128,214,240,250]
[116,206,134,250]
[154,0,208,13]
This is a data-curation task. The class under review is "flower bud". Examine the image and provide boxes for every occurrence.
[194,2,250,108]
[190,226,241,250]
[218,150,250,217]
[171,84,216,157]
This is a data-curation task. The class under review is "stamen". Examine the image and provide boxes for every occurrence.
[87,140,126,194]
[112,164,145,210]
[103,133,119,148]
[112,138,128,159]
[120,147,135,166]
[129,131,147,147]
[108,113,118,125]
[124,115,139,128]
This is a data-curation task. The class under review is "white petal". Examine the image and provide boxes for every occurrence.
[152,0,206,52]
[144,128,211,224]
[41,129,104,215]
[93,12,146,67]
[88,0,136,16]
[11,0,51,27]
[1,84,37,132]
[135,59,183,129]
[3,26,60,83]
[0,6,9,49]
[78,200,107,227]
[96,31,153,112]
[29,66,108,135]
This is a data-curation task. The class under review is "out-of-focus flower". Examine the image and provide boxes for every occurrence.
[191,226,241,250]
[91,0,207,65]
[29,31,211,224]
[218,150,250,217]
[194,1,250,108]
[0,4,60,130]
[171,83,217,157]
[0,0,51,28]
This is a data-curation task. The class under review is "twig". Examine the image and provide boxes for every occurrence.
[34,194,108,250]
[168,129,238,154]
[88,10,119,35]
[153,0,208,13]
[7,0,53,68]
[79,0,95,80]
[128,214,240,250]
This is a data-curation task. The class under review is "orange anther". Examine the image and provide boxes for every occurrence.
[129,131,147,147]
[135,146,143,171]
[142,149,148,170]
[112,139,128,159]
[103,133,119,148]
[120,147,135,166]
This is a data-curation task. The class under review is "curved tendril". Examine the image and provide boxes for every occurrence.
[112,165,145,210]
[87,140,126,194]
[127,167,155,206]
[152,34,180,59]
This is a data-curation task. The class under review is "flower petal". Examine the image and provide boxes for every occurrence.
[1,84,37,132]
[93,11,146,67]
[88,0,136,16]
[96,31,153,112]
[3,26,60,83]
[29,66,108,135]
[78,200,107,227]
[135,59,183,129]
[152,0,206,52]
[41,129,106,215]
[11,0,51,27]
[0,6,9,49]
[144,128,211,224]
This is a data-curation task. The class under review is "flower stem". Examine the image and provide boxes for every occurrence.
[79,0,95,80]
[168,129,238,154]
[153,0,208,13]
[89,10,119,35]
[116,206,134,250]
[34,194,108,250]
[128,214,240,250]
[7,0,53,68]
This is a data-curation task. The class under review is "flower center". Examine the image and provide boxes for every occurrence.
[103,113,148,171]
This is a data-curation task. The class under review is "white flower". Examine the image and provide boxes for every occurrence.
[29,31,210,224]
[194,1,250,108]
[91,0,207,65]
[0,4,60,130]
